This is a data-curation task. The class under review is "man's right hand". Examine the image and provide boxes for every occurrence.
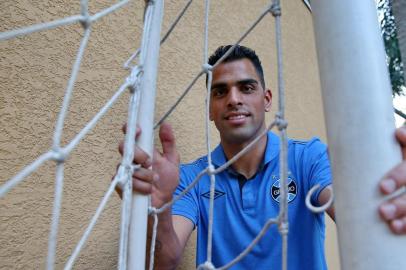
[116,122,180,208]
[116,123,190,269]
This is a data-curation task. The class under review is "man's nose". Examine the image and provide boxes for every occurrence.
[227,87,242,107]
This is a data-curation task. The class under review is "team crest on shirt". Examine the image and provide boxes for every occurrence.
[270,176,297,203]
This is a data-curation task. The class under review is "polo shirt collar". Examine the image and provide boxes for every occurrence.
[211,131,280,167]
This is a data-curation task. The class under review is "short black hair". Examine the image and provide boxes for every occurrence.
[208,45,265,88]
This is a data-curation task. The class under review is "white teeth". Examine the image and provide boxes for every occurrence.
[228,115,246,120]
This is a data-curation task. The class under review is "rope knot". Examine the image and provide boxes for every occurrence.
[115,164,127,189]
[269,3,281,17]
[116,163,140,189]
[275,115,288,130]
[116,175,127,189]
[197,261,215,270]
[148,206,158,215]
[202,63,213,73]
[51,149,67,163]
[126,65,143,93]
[207,164,215,175]
[80,15,91,29]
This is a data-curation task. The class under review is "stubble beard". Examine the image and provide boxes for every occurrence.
[218,118,266,146]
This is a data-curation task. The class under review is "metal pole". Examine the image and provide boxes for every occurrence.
[128,1,164,269]
[312,1,406,269]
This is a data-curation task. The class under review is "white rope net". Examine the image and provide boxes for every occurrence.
[0,0,325,269]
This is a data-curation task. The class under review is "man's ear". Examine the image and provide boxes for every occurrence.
[264,88,272,112]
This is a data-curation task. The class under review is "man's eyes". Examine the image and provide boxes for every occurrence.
[211,84,256,97]
[212,88,226,97]
[242,84,255,92]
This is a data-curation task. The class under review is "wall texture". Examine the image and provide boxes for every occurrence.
[0,1,339,269]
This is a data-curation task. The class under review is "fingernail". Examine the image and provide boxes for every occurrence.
[392,219,404,233]
[380,179,396,193]
[380,204,397,219]
[153,174,159,182]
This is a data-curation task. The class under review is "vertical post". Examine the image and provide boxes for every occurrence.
[312,1,406,269]
[128,1,164,269]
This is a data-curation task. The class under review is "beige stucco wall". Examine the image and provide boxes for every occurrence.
[0,1,339,269]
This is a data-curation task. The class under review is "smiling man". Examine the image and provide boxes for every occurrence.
[118,45,406,269]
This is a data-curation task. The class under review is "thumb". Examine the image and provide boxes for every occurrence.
[159,122,179,164]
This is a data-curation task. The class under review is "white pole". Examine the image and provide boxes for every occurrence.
[128,1,164,269]
[312,1,406,269]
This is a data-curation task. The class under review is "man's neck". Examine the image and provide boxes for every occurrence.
[221,132,268,179]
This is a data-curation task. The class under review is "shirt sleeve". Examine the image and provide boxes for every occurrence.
[171,164,200,227]
[304,138,333,204]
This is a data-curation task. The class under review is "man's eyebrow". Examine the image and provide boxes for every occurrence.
[237,79,258,85]
[211,82,227,90]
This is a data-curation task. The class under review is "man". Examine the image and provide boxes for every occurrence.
[119,45,406,269]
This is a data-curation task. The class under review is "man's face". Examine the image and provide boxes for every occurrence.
[210,58,272,145]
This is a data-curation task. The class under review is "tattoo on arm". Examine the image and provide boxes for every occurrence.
[155,240,162,251]
[147,236,162,252]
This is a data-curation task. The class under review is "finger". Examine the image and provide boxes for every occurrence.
[118,142,152,168]
[380,162,406,195]
[389,216,406,235]
[122,123,141,138]
[395,126,406,159]
[379,194,406,220]
[159,122,180,164]
[115,185,123,199]
[380,127,406,195]
[133,178,153,194]
[132,167,158,183]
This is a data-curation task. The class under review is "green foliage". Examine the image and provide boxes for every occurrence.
[377,0,405,96]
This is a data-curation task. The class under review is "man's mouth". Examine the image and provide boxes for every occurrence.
[224,112,250,124]
[226,114,247,120]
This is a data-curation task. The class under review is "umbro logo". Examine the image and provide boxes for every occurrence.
[201,190,225,200]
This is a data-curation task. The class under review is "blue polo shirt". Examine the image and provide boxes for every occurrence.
[172,132,332,270]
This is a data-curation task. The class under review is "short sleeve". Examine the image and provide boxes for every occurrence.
[171,165,200,227]
[304,139,332,204]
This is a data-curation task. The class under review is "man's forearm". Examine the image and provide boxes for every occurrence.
[146,209,182,270]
